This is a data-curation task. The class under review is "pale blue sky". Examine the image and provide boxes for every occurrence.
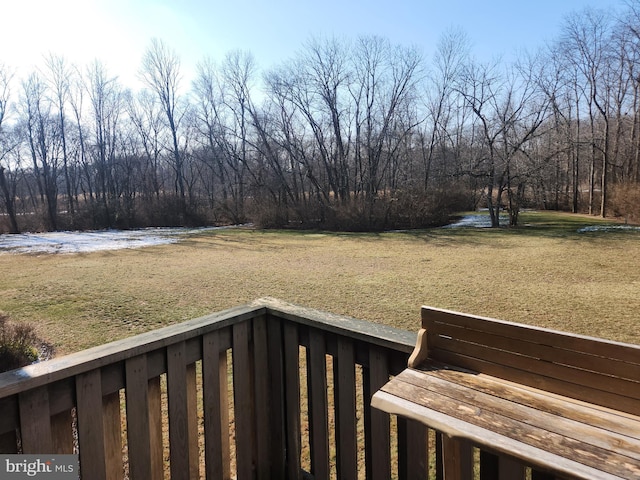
[1,0,621,89]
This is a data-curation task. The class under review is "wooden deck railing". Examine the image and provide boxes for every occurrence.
[0,298,615,479]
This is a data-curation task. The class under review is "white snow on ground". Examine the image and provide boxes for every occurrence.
[443,213,510,228]
[578,225,640,233]
[0,227,227,255]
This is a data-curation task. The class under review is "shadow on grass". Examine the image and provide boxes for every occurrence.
[174,211,639,250]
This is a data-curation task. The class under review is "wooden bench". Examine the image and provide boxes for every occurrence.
[371,306,640,479]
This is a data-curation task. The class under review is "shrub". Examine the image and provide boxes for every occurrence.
[0,314,47,373]
[610,183,640,224]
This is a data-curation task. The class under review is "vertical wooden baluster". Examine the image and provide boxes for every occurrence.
[267,315,286,478]
[76,369,107,480]
[126,355,152,480]
[253,315,271,480]
[283,322,301,480]
[233,321,254,480]
[367,345,391,480]
[103,391,123,480]
[203,330,231,480]
[19,386,53,453]
[334,336,357,480]
[308,328,329,480]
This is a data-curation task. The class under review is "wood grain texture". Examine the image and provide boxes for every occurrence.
[266,315,286,478]
[308,328,329,480]
[125,355,152,480]
[51,409,74,454]
[375,367,640,479]
[368,345,391,480]
[283,322,302,480]
[102,392,123,480]
[203,330,231,480]
[334,336,357,480]
[18,386,52,453]
[232,321,254,480]
[76,369,107,480]
[167,342,192,480]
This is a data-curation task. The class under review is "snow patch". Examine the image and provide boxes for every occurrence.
[444,213,509,228]
[577,225,640,233]
[0,227,228,255]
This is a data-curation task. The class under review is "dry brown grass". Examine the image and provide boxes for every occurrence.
[0,211,639,354]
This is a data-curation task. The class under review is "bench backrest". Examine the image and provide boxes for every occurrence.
[421,306,640,416]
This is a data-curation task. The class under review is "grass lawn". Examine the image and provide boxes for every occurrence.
[0,210,639,354]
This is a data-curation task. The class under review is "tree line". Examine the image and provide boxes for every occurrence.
[1,4,640,233]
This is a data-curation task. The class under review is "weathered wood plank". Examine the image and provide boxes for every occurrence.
[367,345,391,480]
[377,376,640,479]
[167,342,192,480]
[147,376,163,480]
[102,391,123,480]
[428,320,640,382]
[51,409,74,454]
[399,368,640,460]
[417,363,640,440]
[397,417,428,480]
[429,334,640,404]
[0,303,265,398]
[233,320,254,480]
[423,306,640,365]
[267,315,286,479]
[308,328,329,480]
[260,297,416,353]
[429,348,640,417]
[253,315,271,480]
[203,330,231,480]
[441,435,473,480]
[334,336,357,480]
[372,390,623,480]
[283,321,302,480]
[186,363,199,480]
[19,386,52,453]
[76,369,107,480]
[125,355,152,480]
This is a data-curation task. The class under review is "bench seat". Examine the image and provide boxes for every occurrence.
[371,306,640,480]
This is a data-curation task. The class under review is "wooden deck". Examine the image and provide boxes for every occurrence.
[0,298,637,479]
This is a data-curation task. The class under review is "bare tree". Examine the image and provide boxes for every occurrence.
[140,38,188,219]
[19,73,61,230]
[85,61,124,227]
[0,65,21,233]
[43,54,76,224]
[561,8,613,216]
[421,28,470,191]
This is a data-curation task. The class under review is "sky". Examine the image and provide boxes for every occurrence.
[0,0,623,91]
